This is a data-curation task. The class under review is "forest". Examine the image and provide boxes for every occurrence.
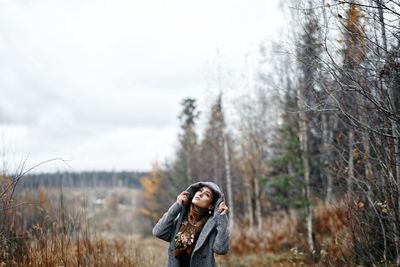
[20,171,145,189]
[141,0,400,265]
[1,0,400,266]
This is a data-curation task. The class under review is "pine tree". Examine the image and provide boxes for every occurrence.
[177,98,200,185]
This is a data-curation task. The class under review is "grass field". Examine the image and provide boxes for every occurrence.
[1,186,349,266]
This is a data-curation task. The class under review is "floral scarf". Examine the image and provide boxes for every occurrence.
[174,204,210,257]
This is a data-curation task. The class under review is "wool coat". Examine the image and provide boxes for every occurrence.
[152,182,230,267]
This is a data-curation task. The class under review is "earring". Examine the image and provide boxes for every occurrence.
[209,210,212,214]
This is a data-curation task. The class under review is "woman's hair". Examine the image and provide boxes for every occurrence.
[211,190,219,206]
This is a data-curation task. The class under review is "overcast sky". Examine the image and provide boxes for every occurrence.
[0,0,284,173]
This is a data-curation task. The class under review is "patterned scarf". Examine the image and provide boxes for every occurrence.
[174,204,210,257]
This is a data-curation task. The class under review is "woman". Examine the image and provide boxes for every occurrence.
[152,182,229,267]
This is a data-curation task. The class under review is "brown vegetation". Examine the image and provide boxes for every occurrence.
[230,201,351,264]
[1,186,162,267]
[1,185,355,267]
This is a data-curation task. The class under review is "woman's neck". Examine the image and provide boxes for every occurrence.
[189,204,209,224]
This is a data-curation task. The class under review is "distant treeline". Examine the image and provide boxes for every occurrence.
[18,171,148,189]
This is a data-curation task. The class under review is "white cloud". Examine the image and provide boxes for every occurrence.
[0,0,283,172]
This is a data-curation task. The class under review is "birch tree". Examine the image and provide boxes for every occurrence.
[295,1,323,252]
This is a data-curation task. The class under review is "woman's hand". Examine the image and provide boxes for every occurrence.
[176,191,190,206]
[218,195,229,215]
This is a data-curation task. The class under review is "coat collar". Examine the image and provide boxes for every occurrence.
[192,215,216,254]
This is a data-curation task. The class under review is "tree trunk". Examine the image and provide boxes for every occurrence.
[356,85,374,186]
[213,153,220,187]
[376,1,400,262]
[322,113,334,203]
[348,129,355,194]
[253,173,262,233]
[296,85,315,252]
[392,64,400,267]
[186,150,192,185]
[361,124,374,185]
[223,133,235,230]
[245,175,254,229]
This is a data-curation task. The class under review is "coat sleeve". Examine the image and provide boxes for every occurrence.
[212,214,230,254]
[152,202,183,242]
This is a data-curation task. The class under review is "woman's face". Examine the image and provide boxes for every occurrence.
[192,186,214,209]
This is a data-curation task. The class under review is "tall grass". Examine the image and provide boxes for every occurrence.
[1,186,168,267]
[1,183,353,266]
[19,228,166,267]
[228,201,351,266]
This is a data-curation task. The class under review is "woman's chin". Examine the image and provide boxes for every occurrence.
[192,201,201,207]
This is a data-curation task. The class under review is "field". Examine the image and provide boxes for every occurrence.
[0,185,352,266]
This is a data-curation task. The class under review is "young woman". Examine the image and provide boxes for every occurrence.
[152,182,230,267]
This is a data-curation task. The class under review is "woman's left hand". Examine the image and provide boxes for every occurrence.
[218,200,229,215]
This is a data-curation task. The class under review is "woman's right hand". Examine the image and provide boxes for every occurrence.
[176,191,190,206]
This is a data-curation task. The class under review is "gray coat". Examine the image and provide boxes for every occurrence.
[152,182,230,267]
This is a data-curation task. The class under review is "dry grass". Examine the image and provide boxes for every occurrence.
[1,187,354,267]
[231,209,300,255]
[1,187,167,267]
[217,251,309,267]
[229,201,351,266]
[16,231,167,267]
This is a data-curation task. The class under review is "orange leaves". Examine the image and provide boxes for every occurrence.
[140,162,161,201]
[346,4,362,28]
[139,162,163,222]
[343,3,366,66]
